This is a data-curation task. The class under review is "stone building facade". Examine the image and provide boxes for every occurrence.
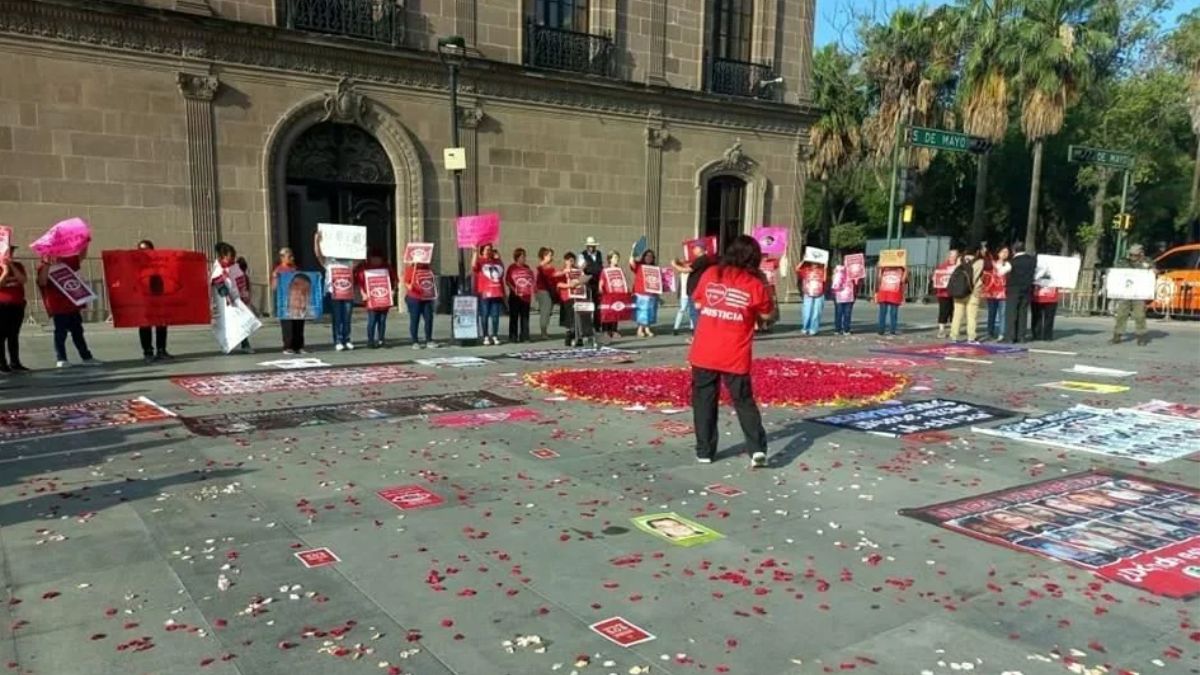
[0,0,815,306]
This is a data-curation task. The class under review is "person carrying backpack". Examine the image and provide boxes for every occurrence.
[948,246,985,343]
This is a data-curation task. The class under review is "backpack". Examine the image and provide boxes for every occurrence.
[947,264,974,299]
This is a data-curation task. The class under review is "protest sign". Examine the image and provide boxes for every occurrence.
[751,226,788,256]
[455,213,500,248]
[901,470,1200,599]
[0,396,175,442]
[844,253,866,281]
[0,225,10,260]
[602,267,628,294]
[590,617,656,648]
[683,236,717,261]
[30,217,91,258]
[1035,254,1082,289]
[599,292,633,323]
[879,249,907,268]
[274,271,323,320]
[1039,381,1130,394]
[47,263,96,306]
[932,266,952,290]
[364,269,393,310]
[295,548,339,568]
[973,405,1200,464]
[873,342,1025,360]
[452,295,479,339]
[803,246,830,265]
[214,301,261,354]
[640,265,663,294]
[103,249,211,327]
[329,265,354,301]
[317,223,366,260]
[412,268,437,300]
[632,512,724,547]
[430,407,541,428]
[631,236,648,259]
[377,484,445,511]
[1132,400,1200,420]
[1063,364,1136,378]
[173,364,428,397]
[810,399,1014,437]
[661,267,676,293]
[403,242,434,265]
[566,269,587,299]
[760,257,780,286]
[1106,268,1156,300]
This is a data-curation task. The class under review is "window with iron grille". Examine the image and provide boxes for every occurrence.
[524,0,613,77]
[280,0,404,46]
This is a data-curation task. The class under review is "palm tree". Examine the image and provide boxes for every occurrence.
[807,45,865,246]
[1011,0,1115,251]
[1167,9,1200,217]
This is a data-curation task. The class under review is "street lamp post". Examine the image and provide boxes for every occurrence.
[437,35,467,293]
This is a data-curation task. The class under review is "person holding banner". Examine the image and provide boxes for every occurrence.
[355,249,397,349]
[598,251,626,338]
[984,246,1010,341]
[0,245,29,373]
[932,249,958,339]
[556,252,590,346]
[630,249,660,338]
[404,257,438,349]
[473,244,506,345]
[830,257,858,335]
[796,260,827,335]
[271,247,307,354]
[875,263,907,336]
[535,247,557,340]
[211,242,256,354]
[505,248,535,343]
[134,240,173,362]
[1110,244,1153,346]
[314,231,355,351]
[37,251,102,368]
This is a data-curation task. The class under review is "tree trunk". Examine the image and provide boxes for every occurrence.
[971,152,989,247]
[1025,140,1044,252]
[1081,172,1109,274]
[1191,136,1200,217]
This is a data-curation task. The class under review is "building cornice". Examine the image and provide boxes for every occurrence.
[0,0,818,135]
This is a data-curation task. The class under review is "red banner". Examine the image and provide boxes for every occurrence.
[602,267,628,294]
[600,292,633,323]
[330,266,354,301]
[364,269,393,310]
[103,250,211,327]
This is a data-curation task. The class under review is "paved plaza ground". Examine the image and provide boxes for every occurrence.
[0,304,1197,675]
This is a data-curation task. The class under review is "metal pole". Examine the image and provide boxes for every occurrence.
[1115,168,1131,261]
[885,123,903,249]
[449,62,465,291]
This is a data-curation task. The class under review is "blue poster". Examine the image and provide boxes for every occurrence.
[275,271,324,320]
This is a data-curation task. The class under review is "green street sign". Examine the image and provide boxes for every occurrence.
[1067,145,1134,170]
[909,126,969,152]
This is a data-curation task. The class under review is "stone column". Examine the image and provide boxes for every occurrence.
[177,72,221,254]
[643,121,670,254]
[457,103,485,215]
[646,0,668,85]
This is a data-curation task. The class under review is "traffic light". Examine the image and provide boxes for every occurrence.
[901,204,914,223]
[898,167,918,202]
[1111,213,1133,230]
[967,137,994,155]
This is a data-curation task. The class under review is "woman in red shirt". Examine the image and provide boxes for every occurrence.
[534,247,556,340]
[1030,283,1059,341]
[932,249,959,338]
[875,264,907,336]
[630,249,660,338]
[505,248,535,343]
[404,259,438,348]
[556,252,588,346]
[355,249,398,349]
[473,243,506,345]
[0,246,29,373]
[689,235,774,468]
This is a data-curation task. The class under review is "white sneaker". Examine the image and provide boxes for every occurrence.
[335,343,345,352]
[56,360,70,369]
[427,341,440,349]
[81,358,104,367]
[283,349,296,355]
[412,343,421,350]
[696,457,712,464]
[344,342,354,351]
[750,452,767,468]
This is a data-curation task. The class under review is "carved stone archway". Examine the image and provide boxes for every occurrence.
[693,140,768,245]
[263,80,425,274]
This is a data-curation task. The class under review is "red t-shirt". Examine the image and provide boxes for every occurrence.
[474,257,505,299]
[536,263,557,293]
[983,266,1006,300]
[556,269,577,303]
[1033,285,1060,304]
[933,262,955,298]
[632,262,653,295]
[38,256,82,316]
[0,261,27,305]
[875,267,906,305]
[688,266,772,375]
[796,262,825,297]
[505,263,535,300]
[404,266,437,300]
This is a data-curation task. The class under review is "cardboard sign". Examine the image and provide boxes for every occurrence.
[683,236,717,262]
[329,265,354,301]
[932,267,952,289]
[275,271,324,320]
[452,295,479,339]
[364,269,394,310]
[706,484,745,498]
[1039,381,1130,394]
[530,448,560,459]
[811,399,1015,438]
[632,512,724,547]
[640,265,663,295]
[590,617,656,647]
[295,548,340,568]
[600,292,633,323]
[879,249,907,268]
[0,225,10,260]
[1106,268,1155,300]
[566,269,587,300]
[404,242,434,265]
[760,258,779,286]
[602,267,628,294]
[377,484,445,511]
[844,253,866,281]
[751,226,788,256]
[103,249,212,327]
[47,263,96,306]
[412,269,437,300]
[214,300,261,354]
[30,217,91,258]
[1035,254,1082,289]
[456,213,500,248]
[317,223,366,260]
[802,246,829,265]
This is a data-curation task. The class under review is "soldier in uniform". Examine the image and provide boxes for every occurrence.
[1110,244,1153,346]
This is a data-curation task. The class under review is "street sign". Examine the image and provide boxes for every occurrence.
[1067,145,1134,170]
[909,126,971,152]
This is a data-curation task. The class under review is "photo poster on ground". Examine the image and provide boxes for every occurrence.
[1035,254,1082,289]
[317,223,367,260]
[632,512,724,548]
[0,225,10,259]
[751,226,788,256]
[1106,268,1156,300]
[452,294,480,339]
[602,267,628,294]
[404,242,434,265]
[810,399,1015,437]
[274,271,324,320]
[683,236,718,262]
[214,300,262,353]
[879,249,907,268]
[455,213,500,248]
[47,263,96,306]
[641,265,663,294]
[364,269,394,310]
[802,246,830,266]
[103,249,212,327]
[844,253,866,281]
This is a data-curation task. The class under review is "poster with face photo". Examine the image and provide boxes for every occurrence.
[902,470,1200,598]
[274,271,324,320]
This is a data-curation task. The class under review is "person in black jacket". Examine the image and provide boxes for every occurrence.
[1004,241,1036,343]
[580,236,604,329]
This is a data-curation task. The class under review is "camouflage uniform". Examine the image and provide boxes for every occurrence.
[1110,245,1153,346]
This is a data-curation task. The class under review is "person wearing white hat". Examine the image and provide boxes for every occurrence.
[581,237,604,330]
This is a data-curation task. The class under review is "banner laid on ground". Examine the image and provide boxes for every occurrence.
[873,343,1026,360]
[172,364,429,397]
[103,250,212,328]
[632,512,724,547]
[429,407,541,428]
[972,405,1200,464]
[1039,381,1130,394]
[901,470,1200,599]
[1062,364,1136,378]
[181,390,522,436]
[810,399,1014,437]
[1132,400,1200,421]
[377,484,445,511]
[257,358,329,370]
[0,397,175,441]
[414,356,493,368]
[274,271,324,320]
[505,346,637,362]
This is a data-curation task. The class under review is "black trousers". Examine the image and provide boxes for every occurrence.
[936,297,954,325]
[1031,303,1058,341]
[508,293,530,342]
[280,319,305,351]
[138,326,168,355]
[0,303,24,367]
[1004,291,1031,343]
[691,366,766,459]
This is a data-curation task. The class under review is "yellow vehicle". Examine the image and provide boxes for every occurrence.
[1151,243,1200,315]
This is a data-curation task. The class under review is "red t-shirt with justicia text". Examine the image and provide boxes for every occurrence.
[688,266,772,375]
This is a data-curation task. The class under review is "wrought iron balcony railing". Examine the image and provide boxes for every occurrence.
[709,57,780,100]
[283,0,404,46]
[524,21,614,77]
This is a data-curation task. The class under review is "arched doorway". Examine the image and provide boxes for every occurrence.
[283,122,396,270]
[703,175,746,253]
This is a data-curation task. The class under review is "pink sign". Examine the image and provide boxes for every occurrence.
[295,548,340,568]
[844,253,866,281]
[430,407,540,428]
[404,242,434,264]
[377,484,445,510]
[47,263,96,306]
[661,267,676,293]
[0,226,10,260]
[456,213,500,248]
[30,217,92,258]
[752,226,788,256]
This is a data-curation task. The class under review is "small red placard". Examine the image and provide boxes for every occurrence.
[377,484,445,510]
[590,617,655,647]
[295,547,340,568]
[706,483,745,498]
[530,448,560,459]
